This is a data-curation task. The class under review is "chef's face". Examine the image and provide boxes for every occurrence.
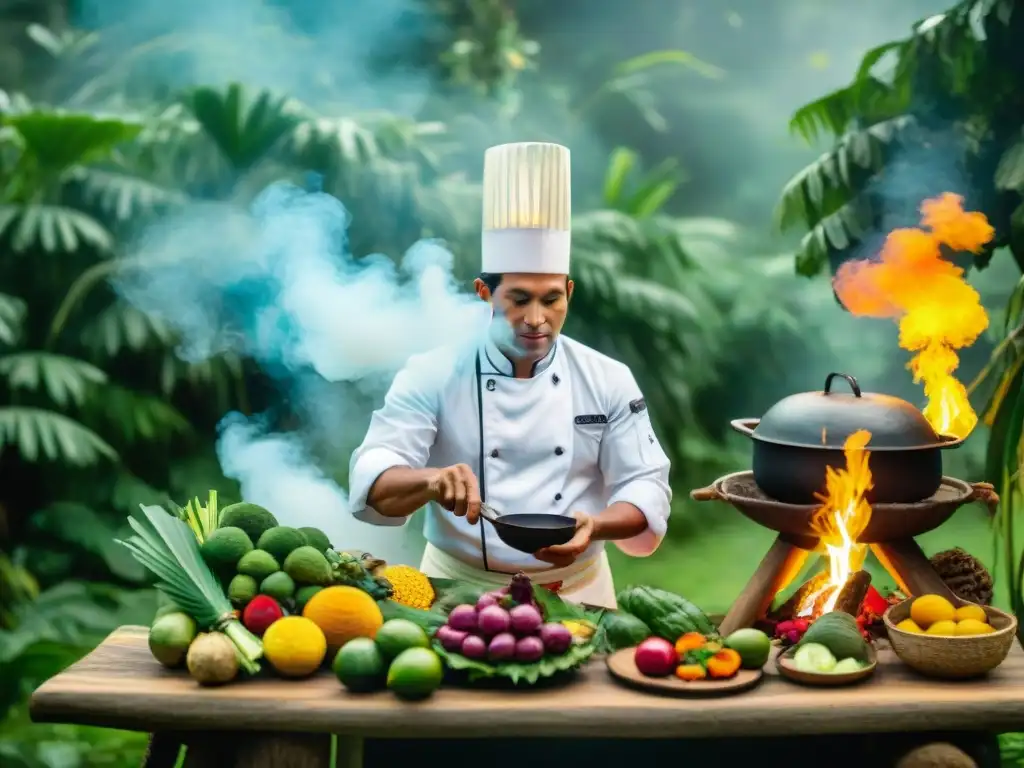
[475,272,574,360]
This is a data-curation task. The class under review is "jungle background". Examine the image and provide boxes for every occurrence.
[2,0,1024,764]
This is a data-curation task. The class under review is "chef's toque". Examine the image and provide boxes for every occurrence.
[481,142,571,275]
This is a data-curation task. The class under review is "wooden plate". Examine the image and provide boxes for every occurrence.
[776,644,877,687]
[605,648,764,697]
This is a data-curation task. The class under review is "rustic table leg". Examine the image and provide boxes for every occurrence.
[718,533,815,636]
[182,732,335,768]
[141,732,183,768]
[870,539,958,600]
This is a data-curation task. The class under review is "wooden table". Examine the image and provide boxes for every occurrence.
[29,625,1024,768]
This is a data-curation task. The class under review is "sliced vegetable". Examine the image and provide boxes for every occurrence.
[706,648,742,679]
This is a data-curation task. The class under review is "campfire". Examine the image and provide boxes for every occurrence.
[691,192,1001,640]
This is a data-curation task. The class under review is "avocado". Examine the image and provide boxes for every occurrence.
[227,574,258,607]
[260,571,296,602]
[256,526,307,563]
[297,526,332,554]
[295,585,324,611]
[218,502,279,543]
[237,549,280,581]
[200,526,254,571]
[283,545,332,586]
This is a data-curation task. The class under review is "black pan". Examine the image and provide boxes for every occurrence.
[479,504,576,553]
[730,372,966,505]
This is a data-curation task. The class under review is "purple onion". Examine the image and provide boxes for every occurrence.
[436,625,469,652]
[487,632,517,662]
[509,604,543,636]
[447,604,478,632]
[539,622,573,655]
[461,634,487,659]
[477,605,511,636]
[515,636,545,663]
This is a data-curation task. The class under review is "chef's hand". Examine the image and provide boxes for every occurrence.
[427,463,482,524]
[533,511,594,568]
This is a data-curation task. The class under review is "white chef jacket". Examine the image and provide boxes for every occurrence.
[348,334,673,576]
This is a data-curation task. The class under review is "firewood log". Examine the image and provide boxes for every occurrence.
[833,570,872,616]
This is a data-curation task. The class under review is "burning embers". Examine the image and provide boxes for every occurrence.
[833,193,995,439]
[789,430,874,620]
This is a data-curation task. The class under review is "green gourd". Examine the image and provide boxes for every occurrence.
[600,609,652,651]
[616,585,717,640]
[796,610,869,661]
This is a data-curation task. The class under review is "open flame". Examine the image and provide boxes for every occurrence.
[796,429,874,617]
[832,193,994,438]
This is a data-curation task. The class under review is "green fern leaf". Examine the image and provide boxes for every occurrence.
[0,407,117,465]
[4,110,143,172]
[0,351,107,406]
[84,385,190,444]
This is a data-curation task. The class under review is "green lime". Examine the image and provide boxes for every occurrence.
[386,647,444,701]
[374,618,429,661]
[723,627,772,669]
[333,637,386,693]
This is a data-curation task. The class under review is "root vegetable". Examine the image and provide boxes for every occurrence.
[461,634,487,659]
[477,605,511,636]
[539,622,572,655]
[515,636,545,663]
[186,632,239,686]
[448,604,478,632]
[487,632,517,661]
[476,593,499,610]
[509,604,543,636]
[436,625,468,652]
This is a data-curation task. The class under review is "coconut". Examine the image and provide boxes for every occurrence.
[186,632,240,686]
[148,612,197,668]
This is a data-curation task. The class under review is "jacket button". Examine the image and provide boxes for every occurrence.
[486,379,496,391]
[490,449,499,459]
[554,446,564,456]
[554,493,562,501]
[552,374,560,385]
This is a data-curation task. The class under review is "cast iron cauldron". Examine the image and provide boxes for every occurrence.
[730,372,966,505]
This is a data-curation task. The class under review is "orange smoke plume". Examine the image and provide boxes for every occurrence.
[832,193,994,438]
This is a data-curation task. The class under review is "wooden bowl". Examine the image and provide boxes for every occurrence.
[883,596,1017,679]
[776,643,877,687]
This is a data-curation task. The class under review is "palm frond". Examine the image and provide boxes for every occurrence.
[2,110,144,173]
[0,204,113,253]
[81,302,176,357]
[67,166,188,222]
[83,385,191,444]
[0,407,117,466]
[0,294,26,347]
[0,352,107,407]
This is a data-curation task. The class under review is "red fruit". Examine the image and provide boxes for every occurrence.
[634,637,679,677]
[242,595,284,637]
[861,586,888,616]
[793,618,809,632]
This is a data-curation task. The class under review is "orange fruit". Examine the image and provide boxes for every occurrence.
[910,594,955,629]
[302,585,384,650]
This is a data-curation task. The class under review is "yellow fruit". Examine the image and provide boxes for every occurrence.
[953,604,987,623]
[910,594,955,628]
[925,619,957,636]
[381,565,435,610]
[895,619,923,634]
[302,585,384,649]
[954,618,995,636]
[262,616,327,678]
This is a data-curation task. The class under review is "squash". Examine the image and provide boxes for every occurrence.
[796,611,869,662]
[599,609,652,651]
[616,585,716,641]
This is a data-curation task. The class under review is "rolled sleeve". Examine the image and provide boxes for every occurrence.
[348,355,441,527]
[599,367,673,557]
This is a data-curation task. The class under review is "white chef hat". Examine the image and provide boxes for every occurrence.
[481,142,571,275]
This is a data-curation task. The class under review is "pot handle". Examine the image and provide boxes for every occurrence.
[969,482,1000,516]
[824,372,862,397]
[730,418,759,437]
[690,485,724,502]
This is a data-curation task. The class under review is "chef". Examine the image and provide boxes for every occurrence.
[348,141,672,609]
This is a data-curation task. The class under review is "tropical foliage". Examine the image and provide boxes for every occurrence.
[776,0,1024,621]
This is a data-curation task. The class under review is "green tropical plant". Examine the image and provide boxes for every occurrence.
[774,0,1024,621]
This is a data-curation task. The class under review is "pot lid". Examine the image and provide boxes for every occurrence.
[753,372,943,450]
